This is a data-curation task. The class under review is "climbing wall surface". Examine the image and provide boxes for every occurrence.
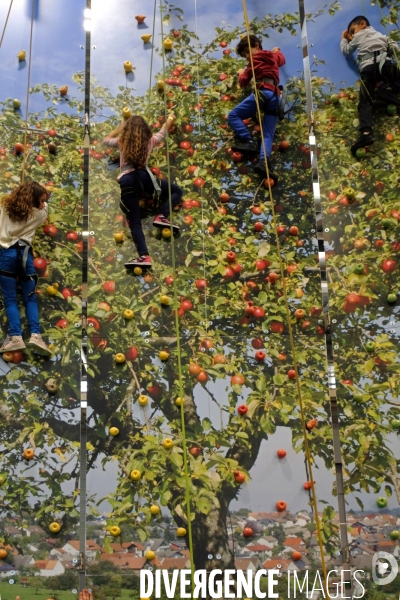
[0,0,399,598]
[0,0,83,595]
[307,0,400,541]
[85,1,341,597]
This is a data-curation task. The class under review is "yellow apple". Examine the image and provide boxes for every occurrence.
[133,266,142,275]
[17,50,26,61]
[161,228,171,238]
[163,38,173,51]
[175,397,184,406]
[157,80,165,91]
[159,350,169,361]
[113,232,124,242]
[160,295,171,305]
[114,353,126,363]
[141,34,152,43]
[123,309,134,320]
[49,522,61,534]
[130,469,141,480]
[176,527,187,537]
[46,285,58,296]
[109,525,121,537]
[162,438,173,449]
[150,505,160,515]
[145,550,155,560]
[124,61,134,73]
[122,107,132,119]
[138,394,148,406]
[109,427,119,436]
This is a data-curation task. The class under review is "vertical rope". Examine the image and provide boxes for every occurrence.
[241,0,328,591]
[21,0,35,184]
[0,0,13,49]
[159,0,195,592]
[146,0,158,120]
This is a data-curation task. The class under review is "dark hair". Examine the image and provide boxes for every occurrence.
[236,34,263,57]
[347,16,370,31]
[1,181,47,221]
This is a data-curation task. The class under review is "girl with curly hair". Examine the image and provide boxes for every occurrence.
[0,181,52,356]
[102,114,182,268]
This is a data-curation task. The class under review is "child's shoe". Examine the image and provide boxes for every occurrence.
[231,138,258,154]
[254,160,278,185]
[0,335,26,353]
[350,132,374,155]
[28,334,52,356]
[125,255,152,269]
[153,214,180,233]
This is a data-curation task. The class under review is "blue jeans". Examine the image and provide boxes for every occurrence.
[0,246,41,336]
[228,89,279,159]
[119,169,182,256]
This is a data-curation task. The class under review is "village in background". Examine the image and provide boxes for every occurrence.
[0,507,399,598]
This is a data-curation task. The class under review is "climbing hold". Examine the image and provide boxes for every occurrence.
[123,309,134,319]
[123,61,134,73]
[133,267,142,275]
[17,50,26,61]
[276,500,287,512]
[157,80,165,91]
[122,107,132,119]
[45,379,58,395]
[0,549,7,559]
[109,526,121,537]
[49,522,61,534]
[150,505,160,515]
[163,38,173,51]
[109,427,120,437]
[162,438,173,449]
[114,353,126,364]
[23,448,34,460]
[160,295,171,306]
[138,394,148,406]
[135,14,146,24]
[161,228,171,238]
[243,527,253,537]
[175,397,184,406]
[276,449,286,459]
[141,34,152,44]
[292,551,302,561]
[159,350,169,361]
[145,550,156,560]
[130,470,141,480]
[177,527,187,537]
[59,85,68,96]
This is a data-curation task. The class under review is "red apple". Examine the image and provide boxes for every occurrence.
[43,225,57,238]
[103,280,115,294]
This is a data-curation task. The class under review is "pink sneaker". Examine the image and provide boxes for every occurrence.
[124,255,152,269]
[153,214,180,233]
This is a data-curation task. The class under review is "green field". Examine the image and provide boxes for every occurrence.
[0,583,138,600]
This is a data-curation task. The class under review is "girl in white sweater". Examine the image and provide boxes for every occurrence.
[0,181,52,356]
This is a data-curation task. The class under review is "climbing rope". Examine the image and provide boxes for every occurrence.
[0,0,13,49]
[158,0,195,589]
[21,0,35,184]
[241,0,328,590]
[146,0,158,120]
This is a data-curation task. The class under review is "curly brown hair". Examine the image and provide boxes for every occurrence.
[1,181,47,222]
[119,116,152,168]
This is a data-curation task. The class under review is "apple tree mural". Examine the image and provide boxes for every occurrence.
[0,0,398,582]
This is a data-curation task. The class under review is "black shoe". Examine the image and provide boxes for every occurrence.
[350,133,374,156]
[231,139,258,154]
[254,161,278,185]
[125,255,152,269]
[377,89,400,106]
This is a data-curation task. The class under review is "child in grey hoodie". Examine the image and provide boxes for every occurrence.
[340,15,400,155]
